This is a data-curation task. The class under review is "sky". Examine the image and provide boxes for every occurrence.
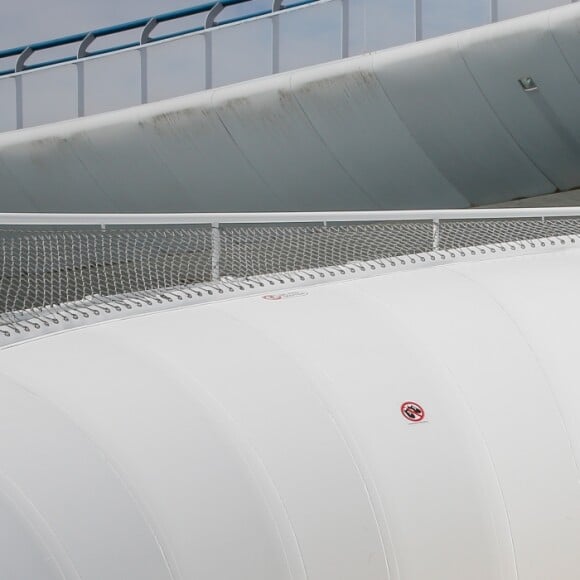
[0,0,569,130]
[0,0,568,50]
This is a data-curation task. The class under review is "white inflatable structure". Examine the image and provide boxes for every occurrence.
[0,208,580,579]
[1,223,580,579]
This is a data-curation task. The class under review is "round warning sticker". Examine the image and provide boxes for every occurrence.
[401,401,425,423]
[262,291,308,301]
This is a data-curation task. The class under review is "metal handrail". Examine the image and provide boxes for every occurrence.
[1,207,580,225]
[0,0,572,130]
[0,0,318,76]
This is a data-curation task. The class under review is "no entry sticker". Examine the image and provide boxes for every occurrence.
[401,401,425,423]
[262,291,308,301]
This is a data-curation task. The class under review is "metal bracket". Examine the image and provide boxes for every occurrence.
[432,219,440,251]
[78,33,95,58]
[272,0,284,11]
[518,76,539,92]
[15,47,34,72]
[205,3,224,28]
[141,18,158,44]
[211,222,221,281]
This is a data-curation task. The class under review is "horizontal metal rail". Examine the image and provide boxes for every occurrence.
[0,0,319,76]
[3,0,578,78]
[2,207,580,226]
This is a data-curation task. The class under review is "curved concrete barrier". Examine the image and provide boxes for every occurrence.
[1,4,580,211]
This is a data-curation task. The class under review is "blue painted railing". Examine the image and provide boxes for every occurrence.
[0,0,318,76]
[8,0,571,131]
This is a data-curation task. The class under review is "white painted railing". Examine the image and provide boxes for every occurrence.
[2,206,580,225]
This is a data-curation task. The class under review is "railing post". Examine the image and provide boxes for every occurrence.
[76,33,95,119]
[15,75,23,129]
[14,47,33,128]
[211,222,221,281]
[204,2,223,90]
[415,0,423,41]
[272,0,283,74]
[140,48,148,104]
[341,0,349,58]
[272,16,280,73]
[490,0,498,23]
[140,18,157,105]
[77,61,85,117]
[205,34,213,89]
[432,219,440,251]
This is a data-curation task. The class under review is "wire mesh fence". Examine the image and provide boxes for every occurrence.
[220,221,434,278]
[440,217,580,249]
[1,214,580,327]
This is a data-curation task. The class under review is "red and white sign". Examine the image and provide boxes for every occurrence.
[262,291,308,301]
[401,401,425,423]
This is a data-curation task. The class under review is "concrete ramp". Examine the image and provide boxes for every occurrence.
[2,4,580,212]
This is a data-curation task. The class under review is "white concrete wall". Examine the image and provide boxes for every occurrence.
[1,4,580,211]
[1,242,580,579]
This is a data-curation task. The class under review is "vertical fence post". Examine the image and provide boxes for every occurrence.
[432,219,440,251]
[76,33,96,119]
[211,222,221,281]
[205,33,213,89]
[140,47,148,104]
[15,75,23,129]
[204,3,224,91]
[14,46,33,128]
[415,0,423,41]
[140,18,157,105]
[272,0,282,74]
[77,61,85,117]
[342,0,350,58]
[272,16,280,73]
[490,0,498,23]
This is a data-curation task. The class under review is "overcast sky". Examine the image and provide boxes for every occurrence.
[0,0,568,50]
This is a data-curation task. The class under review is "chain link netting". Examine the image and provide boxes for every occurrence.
[441,217,580,248]
[220,222,433,278]
[0,226,213,314]
[1,216,580,321]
